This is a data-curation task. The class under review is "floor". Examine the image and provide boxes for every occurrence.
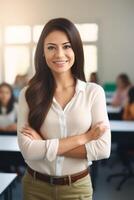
[94,161,134,200]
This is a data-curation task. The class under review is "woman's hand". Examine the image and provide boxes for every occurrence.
[87,121,108,141]
[20,125,43,140]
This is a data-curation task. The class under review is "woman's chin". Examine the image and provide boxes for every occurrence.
[51,66,72,74]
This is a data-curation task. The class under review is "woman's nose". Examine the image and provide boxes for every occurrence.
[55,47,64,58]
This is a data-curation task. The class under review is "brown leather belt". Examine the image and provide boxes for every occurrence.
[27,166,89,185]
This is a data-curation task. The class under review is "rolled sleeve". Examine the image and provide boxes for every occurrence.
[17,87,59,162]
[85,85,111,161]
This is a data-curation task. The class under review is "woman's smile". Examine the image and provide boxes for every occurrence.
[53,60,68,67]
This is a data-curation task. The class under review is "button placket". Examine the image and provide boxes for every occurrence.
[55,110,67,176]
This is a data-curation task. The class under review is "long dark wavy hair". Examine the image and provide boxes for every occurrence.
[25,18,86,133]
[0,82,16,114]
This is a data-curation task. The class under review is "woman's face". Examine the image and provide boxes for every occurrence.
[44,30,75,75]
[0,86,12,105]
[116,78,126,89]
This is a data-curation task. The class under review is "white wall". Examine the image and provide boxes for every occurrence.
[0,0,134,84]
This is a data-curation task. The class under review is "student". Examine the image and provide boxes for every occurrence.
[89,72,99,84]
[0,82,18,132]
[112,73,131,107]
[13,74,29,101]
[122,86,134,120]
[17,18,111,200]
[117,86,134,183]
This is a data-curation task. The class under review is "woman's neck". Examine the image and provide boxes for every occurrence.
[53,72,76,91]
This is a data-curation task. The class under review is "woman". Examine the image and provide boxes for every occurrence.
[112,73,131,107]
[17,18,111,200]
[0,82,18,132]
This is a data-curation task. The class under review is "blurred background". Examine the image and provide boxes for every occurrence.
[0,0,134,200]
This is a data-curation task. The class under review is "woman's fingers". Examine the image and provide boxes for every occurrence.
[22,125,34,131]
[23,132,33,139]
[25,125,33,131]
[20,128,34,137]
[22,128,32,134]
[20,127,43,141]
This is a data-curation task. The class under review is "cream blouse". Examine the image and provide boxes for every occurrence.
[17,79,111,176]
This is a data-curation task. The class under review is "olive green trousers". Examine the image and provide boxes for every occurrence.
[22,170,93,200]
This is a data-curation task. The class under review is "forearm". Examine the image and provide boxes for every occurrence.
[63,145,87,159]
[19,120,108,161]
[57,132,90,156]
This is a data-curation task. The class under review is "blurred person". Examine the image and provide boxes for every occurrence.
[90,72,98,84]
[13,74,29,100]
[117,86,134,183]
[122,86,134,120]
[112,73,131,107]
[0,82,18,132]
[17,18,111,200]
[14,74,28,89]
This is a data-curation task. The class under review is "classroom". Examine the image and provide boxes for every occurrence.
[0,0,134,200]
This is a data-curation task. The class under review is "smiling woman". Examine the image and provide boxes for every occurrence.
[17,18,111,200]
[44,30,75,74]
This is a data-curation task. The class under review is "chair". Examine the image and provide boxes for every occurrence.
[107,143,134,190]
[103,82,116,93]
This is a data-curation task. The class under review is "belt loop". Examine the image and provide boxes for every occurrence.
[50,177,54,186]
[68,175,72,186]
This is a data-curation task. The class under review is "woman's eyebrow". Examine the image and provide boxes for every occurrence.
[62,42,71,45]
[46,43,56,46]
[46,42,70,46]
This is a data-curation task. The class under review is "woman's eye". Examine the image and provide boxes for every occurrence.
[63,45,72,49]
[47,46,55,50]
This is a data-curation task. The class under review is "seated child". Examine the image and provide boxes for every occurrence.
[0,82,18,132]
[122,86,134,120]
[112,73,131,107]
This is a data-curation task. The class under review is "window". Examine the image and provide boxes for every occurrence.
[75,23,98,81]
[5,26,31,44]
[33,25,44,43]
[1,23,98,84]
[75,23,98,42]
[3,26,31,84]
[83,45,97,80]
[4,46,30,84]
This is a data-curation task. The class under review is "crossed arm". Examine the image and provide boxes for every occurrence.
[20,123,106,159]
[18,85,111,161]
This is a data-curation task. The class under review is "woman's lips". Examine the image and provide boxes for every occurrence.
[53,60,68,67]
[53,60,68,64]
